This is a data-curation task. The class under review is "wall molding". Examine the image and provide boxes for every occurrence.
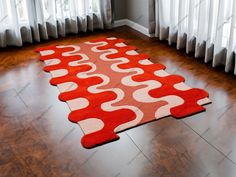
[113,19,155,38]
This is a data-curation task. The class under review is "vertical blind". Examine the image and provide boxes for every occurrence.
[0,0,112,47]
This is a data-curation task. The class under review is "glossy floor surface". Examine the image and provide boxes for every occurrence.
[0,26,236,177]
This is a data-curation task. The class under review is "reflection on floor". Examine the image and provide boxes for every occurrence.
[0,26,236,177]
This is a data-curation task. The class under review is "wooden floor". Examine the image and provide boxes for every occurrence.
[1,26,236,177]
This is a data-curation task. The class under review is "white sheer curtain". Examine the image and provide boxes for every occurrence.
[0,0,112,48]
[150,0,236,75]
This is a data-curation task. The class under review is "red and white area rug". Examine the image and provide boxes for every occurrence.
[36,37,211,148]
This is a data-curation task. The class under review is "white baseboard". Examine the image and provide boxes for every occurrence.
[113,19,127,28]
[113,19,154,38]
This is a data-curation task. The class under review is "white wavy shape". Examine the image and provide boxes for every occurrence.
[111,61,141,75]
[40,50,55,56]
[115,42,126,47]
[76,62,97,78]
[57,82,78,92]
[85,41,108,52]
[56,45,89,64]
[67,98,89,111]
[126,50,138,55]
[155,95,184,119]
[107,37,117,40]
[174,82,191,91]
[68,55,90,66]
[44,58,61,66]
[102,88,143,132]
[79,118,104,135]
[138,59,153,65]
[197,97,211,105]
[88,45,139,79]
[57,45,80,56]
[155,96,211,119]
[132,82,162,103]
[87,74,110,93]
[51,69,68,78]
[154,70,170,77]
[114,64,162,103]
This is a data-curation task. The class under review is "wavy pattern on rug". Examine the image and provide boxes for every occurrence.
[36,37,211,148]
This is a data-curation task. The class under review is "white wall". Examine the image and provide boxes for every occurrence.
[113,0,149,28]
[113,0,126,20]
[126,0,149,28]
